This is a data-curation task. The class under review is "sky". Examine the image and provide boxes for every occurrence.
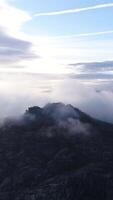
[0,0,113,122]
[0,0,113,73]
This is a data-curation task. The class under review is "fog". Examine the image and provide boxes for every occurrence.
[58,118,91,135]
[51,79,113,123]
[0,72,113,123]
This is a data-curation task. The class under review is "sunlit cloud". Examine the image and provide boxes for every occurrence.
[0,1,31,33]
[0,1,39,69]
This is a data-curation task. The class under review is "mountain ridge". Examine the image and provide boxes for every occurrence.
[0,103,113,199]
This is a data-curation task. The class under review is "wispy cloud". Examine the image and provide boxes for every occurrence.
[55,30,113,39]
[34,3,113,17]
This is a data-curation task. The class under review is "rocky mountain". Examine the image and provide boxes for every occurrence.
[0,103,113,200]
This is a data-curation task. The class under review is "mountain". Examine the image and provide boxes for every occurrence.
[0,103,113,200]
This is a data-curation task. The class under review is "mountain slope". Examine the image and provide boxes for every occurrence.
[0,103,113,200]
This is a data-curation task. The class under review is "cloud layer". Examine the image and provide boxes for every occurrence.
[0,73,113,124]
[0,28,37,65]
[69,61,113,73]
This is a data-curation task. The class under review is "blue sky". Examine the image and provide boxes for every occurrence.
[0,0,113,73]
[12,0,113,37]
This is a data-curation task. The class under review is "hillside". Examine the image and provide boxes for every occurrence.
[0,103,113,200]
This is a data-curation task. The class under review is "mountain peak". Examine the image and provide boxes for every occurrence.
[43,102,80,120]
[24,103,80,125]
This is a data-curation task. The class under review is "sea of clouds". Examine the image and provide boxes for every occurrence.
[0,72,113,124]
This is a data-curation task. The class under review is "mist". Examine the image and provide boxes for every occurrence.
[58,118,91,135]
[0,72,113,124]
[51,79,113,123]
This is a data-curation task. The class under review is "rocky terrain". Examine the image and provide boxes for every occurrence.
[0,103,113,200]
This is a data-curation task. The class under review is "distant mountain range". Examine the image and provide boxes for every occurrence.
[0,103,113,200]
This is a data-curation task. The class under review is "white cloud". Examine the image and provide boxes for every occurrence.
[0,74,113,123]
[55,30,113,39]
[34,3,113,17]
[0,1,31,33]
[0,0,113,74]
[32,35,113,65]
[0,1,38,69]
[50,79,113,123]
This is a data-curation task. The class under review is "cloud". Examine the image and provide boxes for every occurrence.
[0,1,39,67]
[69,61,113,73]
[0,28,37,66]
[56,30,113,39]
[58,118,91,135]
[0,73,113,124]
[50,79,113,123]
[0,1,31,32]
[34,3,113,17]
